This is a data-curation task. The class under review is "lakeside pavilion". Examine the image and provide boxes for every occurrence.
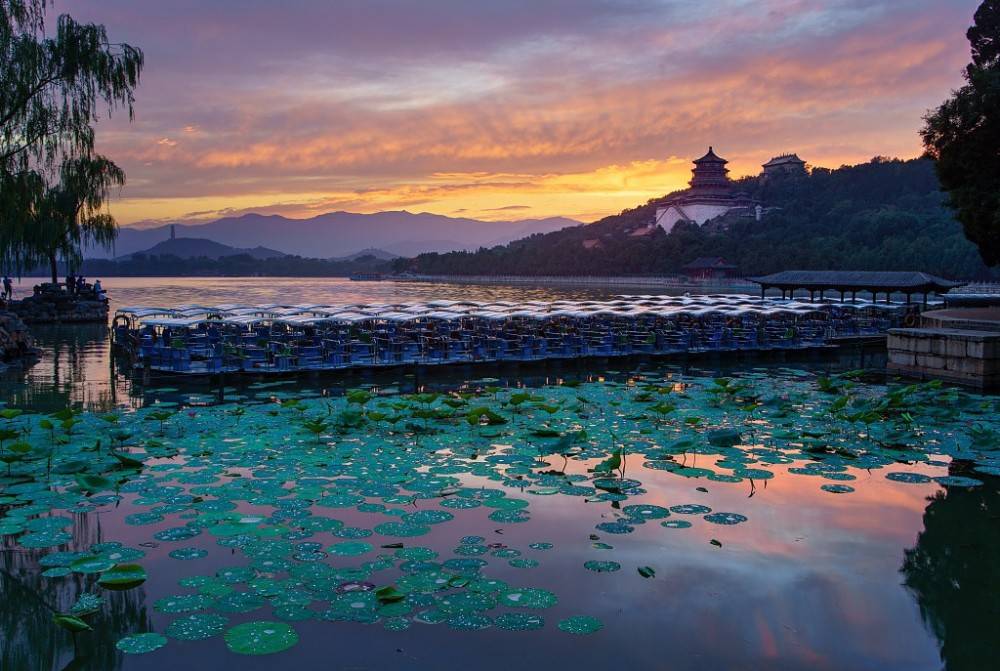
[750,270,965,305]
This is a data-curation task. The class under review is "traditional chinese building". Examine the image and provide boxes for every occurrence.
[654,147,760,233]
[681,256,739,280]
[761,153,806,177]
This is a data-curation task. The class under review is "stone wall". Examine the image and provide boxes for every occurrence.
[887,327,1000,390]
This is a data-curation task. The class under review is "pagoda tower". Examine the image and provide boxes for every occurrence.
[688,146,732,197]
[653,146,759,233]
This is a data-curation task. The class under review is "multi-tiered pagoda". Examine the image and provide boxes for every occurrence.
[688,147,733,197]
[654,147,759,232]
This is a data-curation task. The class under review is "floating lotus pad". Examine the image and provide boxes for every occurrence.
[115,632,167,654]
[661,520,693,529]
[501,588,558,609]
[495,613,545,631]
[165,613,228,640]
[670,504,712,515]
[169,547,208,560]
[584,560,621,572]
[703,512,748,526]
[224,621,299,655]
[326,541,375,557]
[558,615,603,635]
[886,472,932,484]
[98,563,148,590]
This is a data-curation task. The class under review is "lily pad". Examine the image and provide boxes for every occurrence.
[224,621,299,655]
[115,632,167,654]
[558,615,603,634]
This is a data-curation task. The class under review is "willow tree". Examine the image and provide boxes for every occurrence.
[921,0,1000,266]
[29,155,124,283]
[1,0,143,273]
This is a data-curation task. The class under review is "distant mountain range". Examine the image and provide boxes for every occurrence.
[87,211,579,259]
[120,237,287,260]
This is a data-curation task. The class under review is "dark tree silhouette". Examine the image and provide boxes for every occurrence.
[902,470,1000,671]
[1,0,143,274]
[922,1,1000,266]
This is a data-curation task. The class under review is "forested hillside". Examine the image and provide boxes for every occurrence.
[394,158,997,280]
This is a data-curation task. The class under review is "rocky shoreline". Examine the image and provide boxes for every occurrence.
[7,283,109,324]
[0,310,39,364]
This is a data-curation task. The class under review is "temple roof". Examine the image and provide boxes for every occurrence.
[749,271,964,292]
[683,256,736,270]
[762,153,805,167]
[693,146,727,164]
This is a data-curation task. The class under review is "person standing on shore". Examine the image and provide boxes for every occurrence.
[66,274,75,294]
[2,276,12,301]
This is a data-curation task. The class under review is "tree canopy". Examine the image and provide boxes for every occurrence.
[28,155,124,283]
[1,0,143,274]
[922,0,1000,266]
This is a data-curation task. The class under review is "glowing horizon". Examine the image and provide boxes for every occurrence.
[58,0,979,227]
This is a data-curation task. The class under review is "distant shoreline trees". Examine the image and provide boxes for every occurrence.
[922,0,999,266]
[1,0,143,277]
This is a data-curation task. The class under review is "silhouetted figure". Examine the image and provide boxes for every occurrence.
[66,274,75,294]
[2,276,12,300]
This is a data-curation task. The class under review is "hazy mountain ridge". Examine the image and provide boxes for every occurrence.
[120,237,287,260]
[89,211,579,259]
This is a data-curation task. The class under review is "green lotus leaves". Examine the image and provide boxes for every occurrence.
[69,555,116,574]
[501,588,558,609]
[584,560,621,572]
[116,632,167,654]
[98,563,148,590]
[165,613,228,640]
[0,368,995,659]
[224,621,299,655]
[327,541,373,556]
[558,615,603,634]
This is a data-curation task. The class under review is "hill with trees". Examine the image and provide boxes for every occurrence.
[394,158,998,280]
[119,237,287,261]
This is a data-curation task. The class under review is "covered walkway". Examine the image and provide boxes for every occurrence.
[750,271,964,305]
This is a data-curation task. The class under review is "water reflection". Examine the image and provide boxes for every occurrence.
[902,468,1000,671]
[1,514,151,671]
[0,323,133,413]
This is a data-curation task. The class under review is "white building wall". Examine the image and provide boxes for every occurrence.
[655,203,733,233]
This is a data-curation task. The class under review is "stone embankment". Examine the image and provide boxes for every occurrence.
[888,308,1000,390]
[7,283,109,324]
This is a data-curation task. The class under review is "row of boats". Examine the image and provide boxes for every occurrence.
[112,295,912,375]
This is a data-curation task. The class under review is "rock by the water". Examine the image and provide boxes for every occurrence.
[8,283,108,324]
[0,310,38,363]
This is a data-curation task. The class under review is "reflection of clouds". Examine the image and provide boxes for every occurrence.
[57,0,975,222]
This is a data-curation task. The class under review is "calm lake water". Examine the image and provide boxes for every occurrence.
[1,277,996,671]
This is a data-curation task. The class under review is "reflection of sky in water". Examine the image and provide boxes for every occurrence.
[1,278,994,671]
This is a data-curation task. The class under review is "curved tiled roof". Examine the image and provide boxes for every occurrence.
[749,270,964,291]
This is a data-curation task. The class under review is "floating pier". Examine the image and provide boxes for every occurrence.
[112,295,912,376]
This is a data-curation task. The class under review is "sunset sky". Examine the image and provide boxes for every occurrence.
[59,0,979,227]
